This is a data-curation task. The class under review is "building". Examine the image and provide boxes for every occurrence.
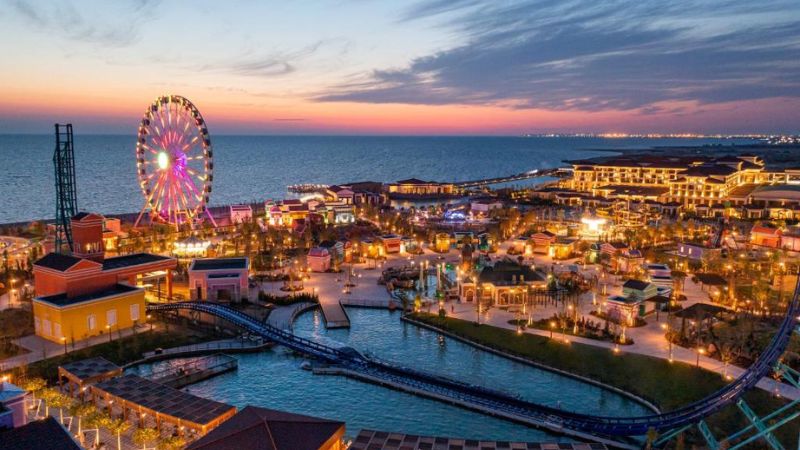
[33,283,145,344]
[186,405,345,450]
[606,295,651,326]
[189,258,249,302]
[32,213,176,343]
[531,231,556,253]
[0,381,27,429]
[230,205,253,224]
[307,247,331,272]
[0,416,81,450]
[676,241,721,261]
[622,279,658,301]
[563,153,800,216]
[387,178,455,197]
[470,198,503,213]
[616,249,644,274]
[434,233,451,253]
[376,234,401,254]
[173,235,213,258]
[549,237,578,260]
[750,225,782,248]
[458,260,547,305]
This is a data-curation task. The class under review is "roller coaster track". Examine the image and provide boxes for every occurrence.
[148,280,800,440]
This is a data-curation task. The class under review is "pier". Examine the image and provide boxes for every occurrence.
[453,168,561,188]
[145,353,238,389]
[320,300,351,328]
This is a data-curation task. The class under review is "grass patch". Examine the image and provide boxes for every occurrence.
[0,308,34,358]
[8,327,212,383]
[409,312,797,447]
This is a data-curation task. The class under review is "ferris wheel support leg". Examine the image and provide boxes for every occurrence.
[205,208,218,228]
[134,203,149,228]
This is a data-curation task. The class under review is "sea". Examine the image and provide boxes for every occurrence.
[0,135,757,224]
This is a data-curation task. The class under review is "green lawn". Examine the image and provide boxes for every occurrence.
[409,312,797,447]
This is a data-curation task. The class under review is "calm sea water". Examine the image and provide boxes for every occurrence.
[0,135,754,223]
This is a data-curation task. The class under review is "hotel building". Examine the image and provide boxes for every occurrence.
[561,154,800,218]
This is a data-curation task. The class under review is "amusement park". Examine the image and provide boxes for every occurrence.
[0,90,800,450]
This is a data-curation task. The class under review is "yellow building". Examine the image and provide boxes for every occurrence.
[33,284,145,344]
[434,233,451,253]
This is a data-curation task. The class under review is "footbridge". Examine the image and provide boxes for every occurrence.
[453,168,562,188]
[148,281,800,447]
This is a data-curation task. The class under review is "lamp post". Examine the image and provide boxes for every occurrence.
[696,347,705,367]
[147,314,153,332]
[61,337,67,355]
[106,325,112,343]
[550,321,556,339]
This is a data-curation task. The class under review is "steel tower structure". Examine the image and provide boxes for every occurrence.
[53,124,78,253]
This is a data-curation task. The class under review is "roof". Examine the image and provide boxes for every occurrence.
[36,284,141,307]
[675,303,730,320]
[680,165,738,177]
[395,178,435,185]
[186,405,344,450]
[34,253,83,272]
[58,357,121,382]
[191,258,249,271]
[0,417,81,450]
[0,382,26,403]
[478,261,546,286]
[350,430,607,450]
[695,273,728,286]
[623,279,652,291]
[93,374,235,426]
[751,226,782,236]
[102,253,173,271]
[308,247,330,257]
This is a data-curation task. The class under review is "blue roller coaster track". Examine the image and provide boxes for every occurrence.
[148,277,800,444]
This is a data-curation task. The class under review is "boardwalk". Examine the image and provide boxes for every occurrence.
[320,301,351,328]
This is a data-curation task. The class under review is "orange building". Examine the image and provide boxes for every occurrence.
[32,212,177,343]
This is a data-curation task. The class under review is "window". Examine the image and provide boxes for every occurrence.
[87,314,97,331]
[42,319,51,336]
[53,323,62,339]
[34,317,41,333]
[106,309,117,327]
[130,303,140,321]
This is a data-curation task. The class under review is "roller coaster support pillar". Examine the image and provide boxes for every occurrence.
[697,420,719,450]
[736,399,784,450]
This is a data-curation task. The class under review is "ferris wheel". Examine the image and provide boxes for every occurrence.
[134,95,215,228]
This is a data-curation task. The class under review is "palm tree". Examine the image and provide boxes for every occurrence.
[68,401,96,437]
[106,417,131,450]
[133,427,160,450]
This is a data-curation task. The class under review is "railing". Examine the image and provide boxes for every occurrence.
[146,353,238,383]
[142,339,263,359]
[146,282,800,438]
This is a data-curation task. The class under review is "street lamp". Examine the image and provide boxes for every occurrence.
[147,314,153,331]
[549,321,556,339]
[696,347,705,367]
[106,324,112,343]
[61,337,67,355]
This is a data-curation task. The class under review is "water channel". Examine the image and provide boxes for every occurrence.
[137,308,651,442]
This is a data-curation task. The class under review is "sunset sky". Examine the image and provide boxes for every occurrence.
[1,0,799,135]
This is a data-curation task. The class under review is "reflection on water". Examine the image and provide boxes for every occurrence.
[175,308,649,442]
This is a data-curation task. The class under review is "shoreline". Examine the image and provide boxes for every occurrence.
[401,314,661,414]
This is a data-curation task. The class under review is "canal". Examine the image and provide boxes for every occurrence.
[164,308,651,442]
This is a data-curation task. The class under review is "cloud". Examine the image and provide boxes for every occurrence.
[316,0,800,112]
[199,39,347,79]
[5,0,159,47]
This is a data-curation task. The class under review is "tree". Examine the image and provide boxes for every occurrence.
[133,427,160,450]
[47,390,72,424]
[85,411,111,447]
[17,377,46,407]
[106,417,132,450]
[159,435,186,450]
[68,401,96,437]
